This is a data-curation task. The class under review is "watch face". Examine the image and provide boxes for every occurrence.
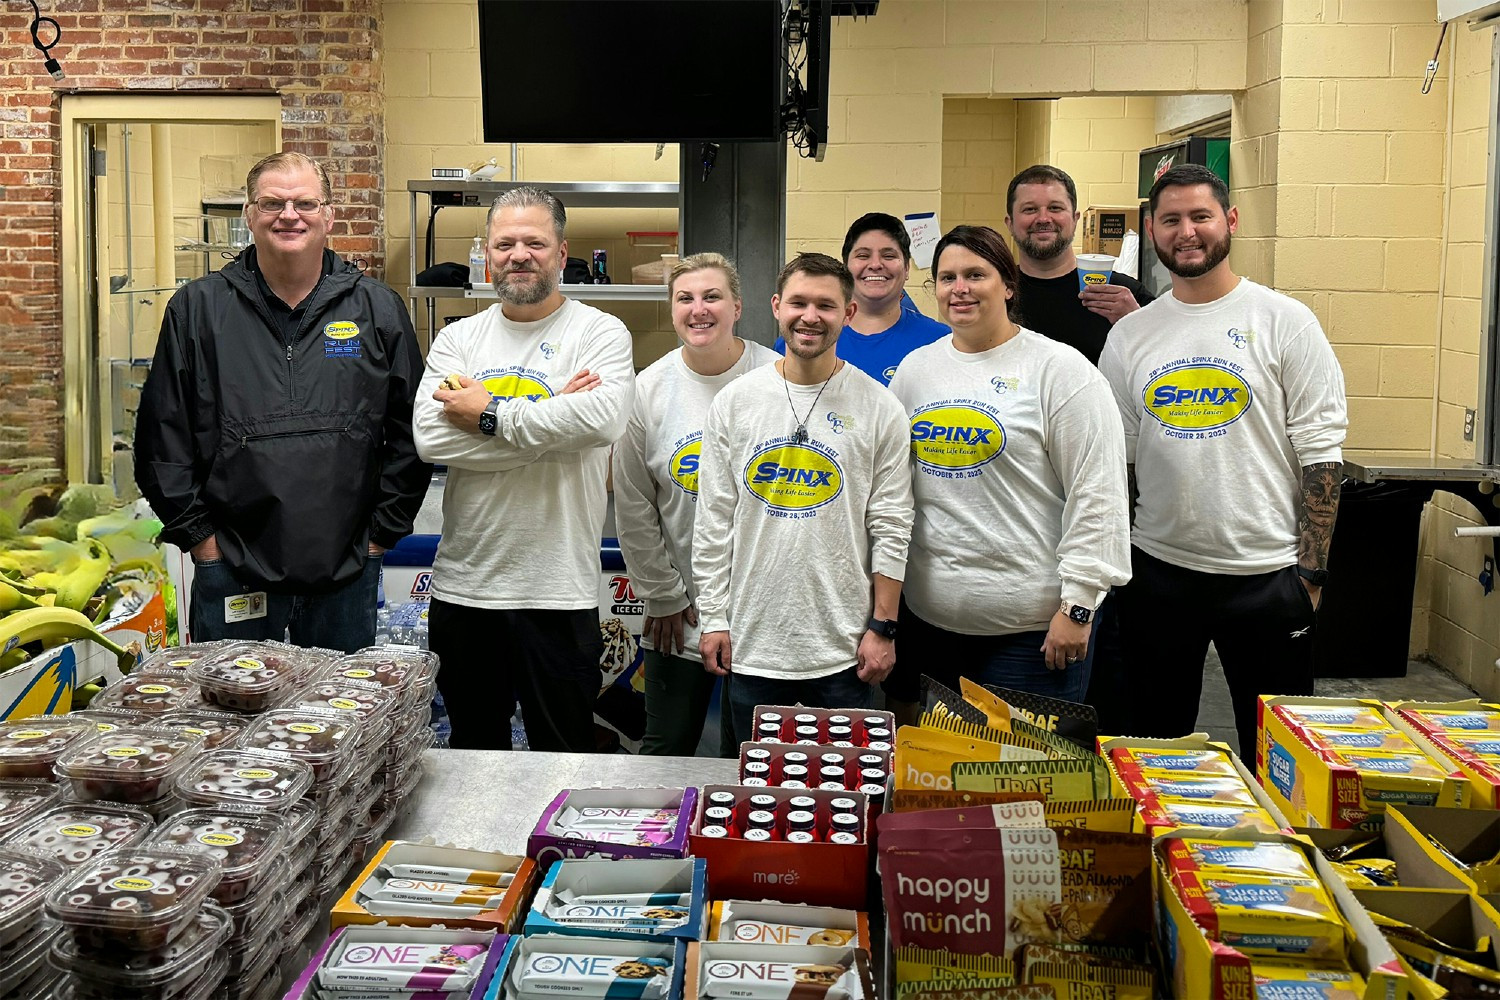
[1068,606,1091,624]
[478,413,497,434]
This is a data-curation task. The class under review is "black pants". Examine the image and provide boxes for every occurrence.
[428,599,604,753]
[1083,592,1127,735]
[640,650,717,757]
[1116,547,1316,761]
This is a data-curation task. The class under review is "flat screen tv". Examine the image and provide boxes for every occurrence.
[477,0,785,143]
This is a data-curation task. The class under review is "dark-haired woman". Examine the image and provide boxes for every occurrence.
[885,225,1131,703]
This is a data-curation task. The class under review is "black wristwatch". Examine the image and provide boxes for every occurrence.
[867,617,898,640]
[478,398,500,436]
[1297,566,1330,587]
[1062,602,1094,625]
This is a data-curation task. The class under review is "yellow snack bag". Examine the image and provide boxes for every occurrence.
[959,677,1013,732]
[1174,872,1347,961]
[895,725,1037,792]
[893,946,1014,986]
[1250,964,1366,1000]
[1041,799,1137,832]
[1326,858,1399,888]
[1161,837,1316,880]
[1022,961,1152,999]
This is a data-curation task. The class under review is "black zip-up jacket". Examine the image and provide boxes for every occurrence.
[134,247,433,593]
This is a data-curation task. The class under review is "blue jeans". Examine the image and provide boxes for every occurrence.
[723,666,875,752]
[189,556,381,654]
[894,600,1096,705]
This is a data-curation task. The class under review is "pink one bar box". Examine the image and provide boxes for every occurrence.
[528,787,697,867]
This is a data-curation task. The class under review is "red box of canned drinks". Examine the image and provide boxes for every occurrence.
[688,784,870,909]
[737,742,890,805]
[750,706,894,751]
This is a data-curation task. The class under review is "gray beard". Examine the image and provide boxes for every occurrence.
[494,269,556,305]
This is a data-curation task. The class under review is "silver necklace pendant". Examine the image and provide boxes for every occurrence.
[794,424,808,444]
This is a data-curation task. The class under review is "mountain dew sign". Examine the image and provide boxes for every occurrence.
[1138,137,1230,198]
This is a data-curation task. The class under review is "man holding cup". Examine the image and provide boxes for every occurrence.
[1004,165,1152,366]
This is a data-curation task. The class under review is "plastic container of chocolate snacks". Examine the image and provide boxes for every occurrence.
[222,891,287,978]
[90,674,206,716]
[66,708,147,735]
[157,710,250,750]
[326,647,439,705]
[0,966,59,1000]
[0,920,52,995]
[236,709,357,783]
[0,849,65,949]
[294,675,401,730]
[218,881,284,944]
[53,900,230,1000]
[57,951,228,1000]
[223,935,280,998]
[0,801,154,868]
[145,808,288,904]
[138,642,229,674]
[46,846,221,951]
[53,725,206,804]
[173,749,314,812]
[0,719,95,780]
[187,642,306,712]
[0,781,61,839]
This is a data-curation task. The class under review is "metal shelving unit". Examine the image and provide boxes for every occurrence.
[406,178,681,345]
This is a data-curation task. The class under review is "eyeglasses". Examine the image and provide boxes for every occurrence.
[251,197,327,215]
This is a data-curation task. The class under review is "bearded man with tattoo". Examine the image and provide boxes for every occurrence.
[1098,165,1349,761]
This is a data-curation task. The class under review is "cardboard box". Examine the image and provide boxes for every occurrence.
[751,705,893,748]
[738,741,890,792]
[689,784,869,909]
[707,900,871,950]
[501,933,687,1000]
[525,857,707,942]
[529,787,697,865]
[1388,698,1500,807]
[1384,805,1500,892]
[1098,733,1293,834]
[1294,822,1471,893]
[285,925,511,1000]
[1081,206,1134,257]
[687,941,875,1000]
[1350,887,1500,994]
[0,590,165,721]
[331,841,538,932]
[1259,696,1471,830]
[1155,830,1414,999]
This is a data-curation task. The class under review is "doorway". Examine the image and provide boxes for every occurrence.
[60,94,281,488]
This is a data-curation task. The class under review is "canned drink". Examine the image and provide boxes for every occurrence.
[795,726,820,741]
[787,830,816,844]
[829,797,858,813]
[859,782,886,800]
[743,777,767,787]
[708,791,737,810]
[704,806,734,826]
[867,741,892,752]
[591,248,610,284]
[832,742,854,749]
[793,713,819,726]
[701,825,729,838]
[757,722,782,741]
[746,809,776,831]
[828,715,852,727]
[865,727,892,742]
[831,813,861,834]
[820,752,846,766]
[788,795,817,812]
[745,747,772,763]
[858,754,884,768]
[782,764,808,782]
[744,828,773,842]
[781,780,807,789]
[797,739,820,746]
[827,726,853,742]
[819,781,845,791]
[821,764,849,784]
[829,831,860,845]
[861,767,887,783]
[744,761,771,780]
[860,716,886,729]
[786,810,816,832]
[759,711,784,725]
[783,751,809,765]
[748,794,777,811]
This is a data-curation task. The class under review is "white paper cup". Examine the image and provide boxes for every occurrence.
[1076,253,1116,291]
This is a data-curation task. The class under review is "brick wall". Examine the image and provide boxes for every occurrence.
[0,0,385,471]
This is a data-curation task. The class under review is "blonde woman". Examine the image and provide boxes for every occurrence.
[613,253,779,755]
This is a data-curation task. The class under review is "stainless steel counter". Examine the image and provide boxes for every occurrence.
[385,748,740,854]
[1343,453,1500,483]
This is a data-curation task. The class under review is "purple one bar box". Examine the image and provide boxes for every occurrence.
[283,926,511,1000]
[528,787,697,867]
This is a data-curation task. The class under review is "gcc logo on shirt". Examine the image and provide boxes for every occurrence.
[480,366,553,402]
[744,442,843,512]
[909,403,1005,471]
[668,435,702,496]
[1143,362,1253,431]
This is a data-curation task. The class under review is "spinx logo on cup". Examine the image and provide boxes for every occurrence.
[744,441,843,512]
[1143,361,1253,432]
[909,402,1005,471]
[479,366,553,403]
[668,434,703,496]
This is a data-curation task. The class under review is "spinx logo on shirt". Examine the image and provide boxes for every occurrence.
[669,434,703,496]
[323,320,361,358]
[478,366,554,402]
[743,440,844,512]
[909,402,1005,471]
[1143,360,1253,432]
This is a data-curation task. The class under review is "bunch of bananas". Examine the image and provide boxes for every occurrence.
[0,478,165,679]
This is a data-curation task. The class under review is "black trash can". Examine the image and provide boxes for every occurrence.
[1313,480,1434,678]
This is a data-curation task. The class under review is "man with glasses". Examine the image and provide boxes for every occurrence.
[135,150,431,652]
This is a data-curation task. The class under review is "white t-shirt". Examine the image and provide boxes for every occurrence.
[692,362,914,680]
[611,340,780,660]
[1098,278,1348,575]
[413,298,636,609]
[889,329,1131,634]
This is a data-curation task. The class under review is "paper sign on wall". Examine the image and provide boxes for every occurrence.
[903,212,939,269]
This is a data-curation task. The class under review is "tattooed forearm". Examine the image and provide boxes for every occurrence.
[1297,462,1342,571]
[1126,464,1139,528]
